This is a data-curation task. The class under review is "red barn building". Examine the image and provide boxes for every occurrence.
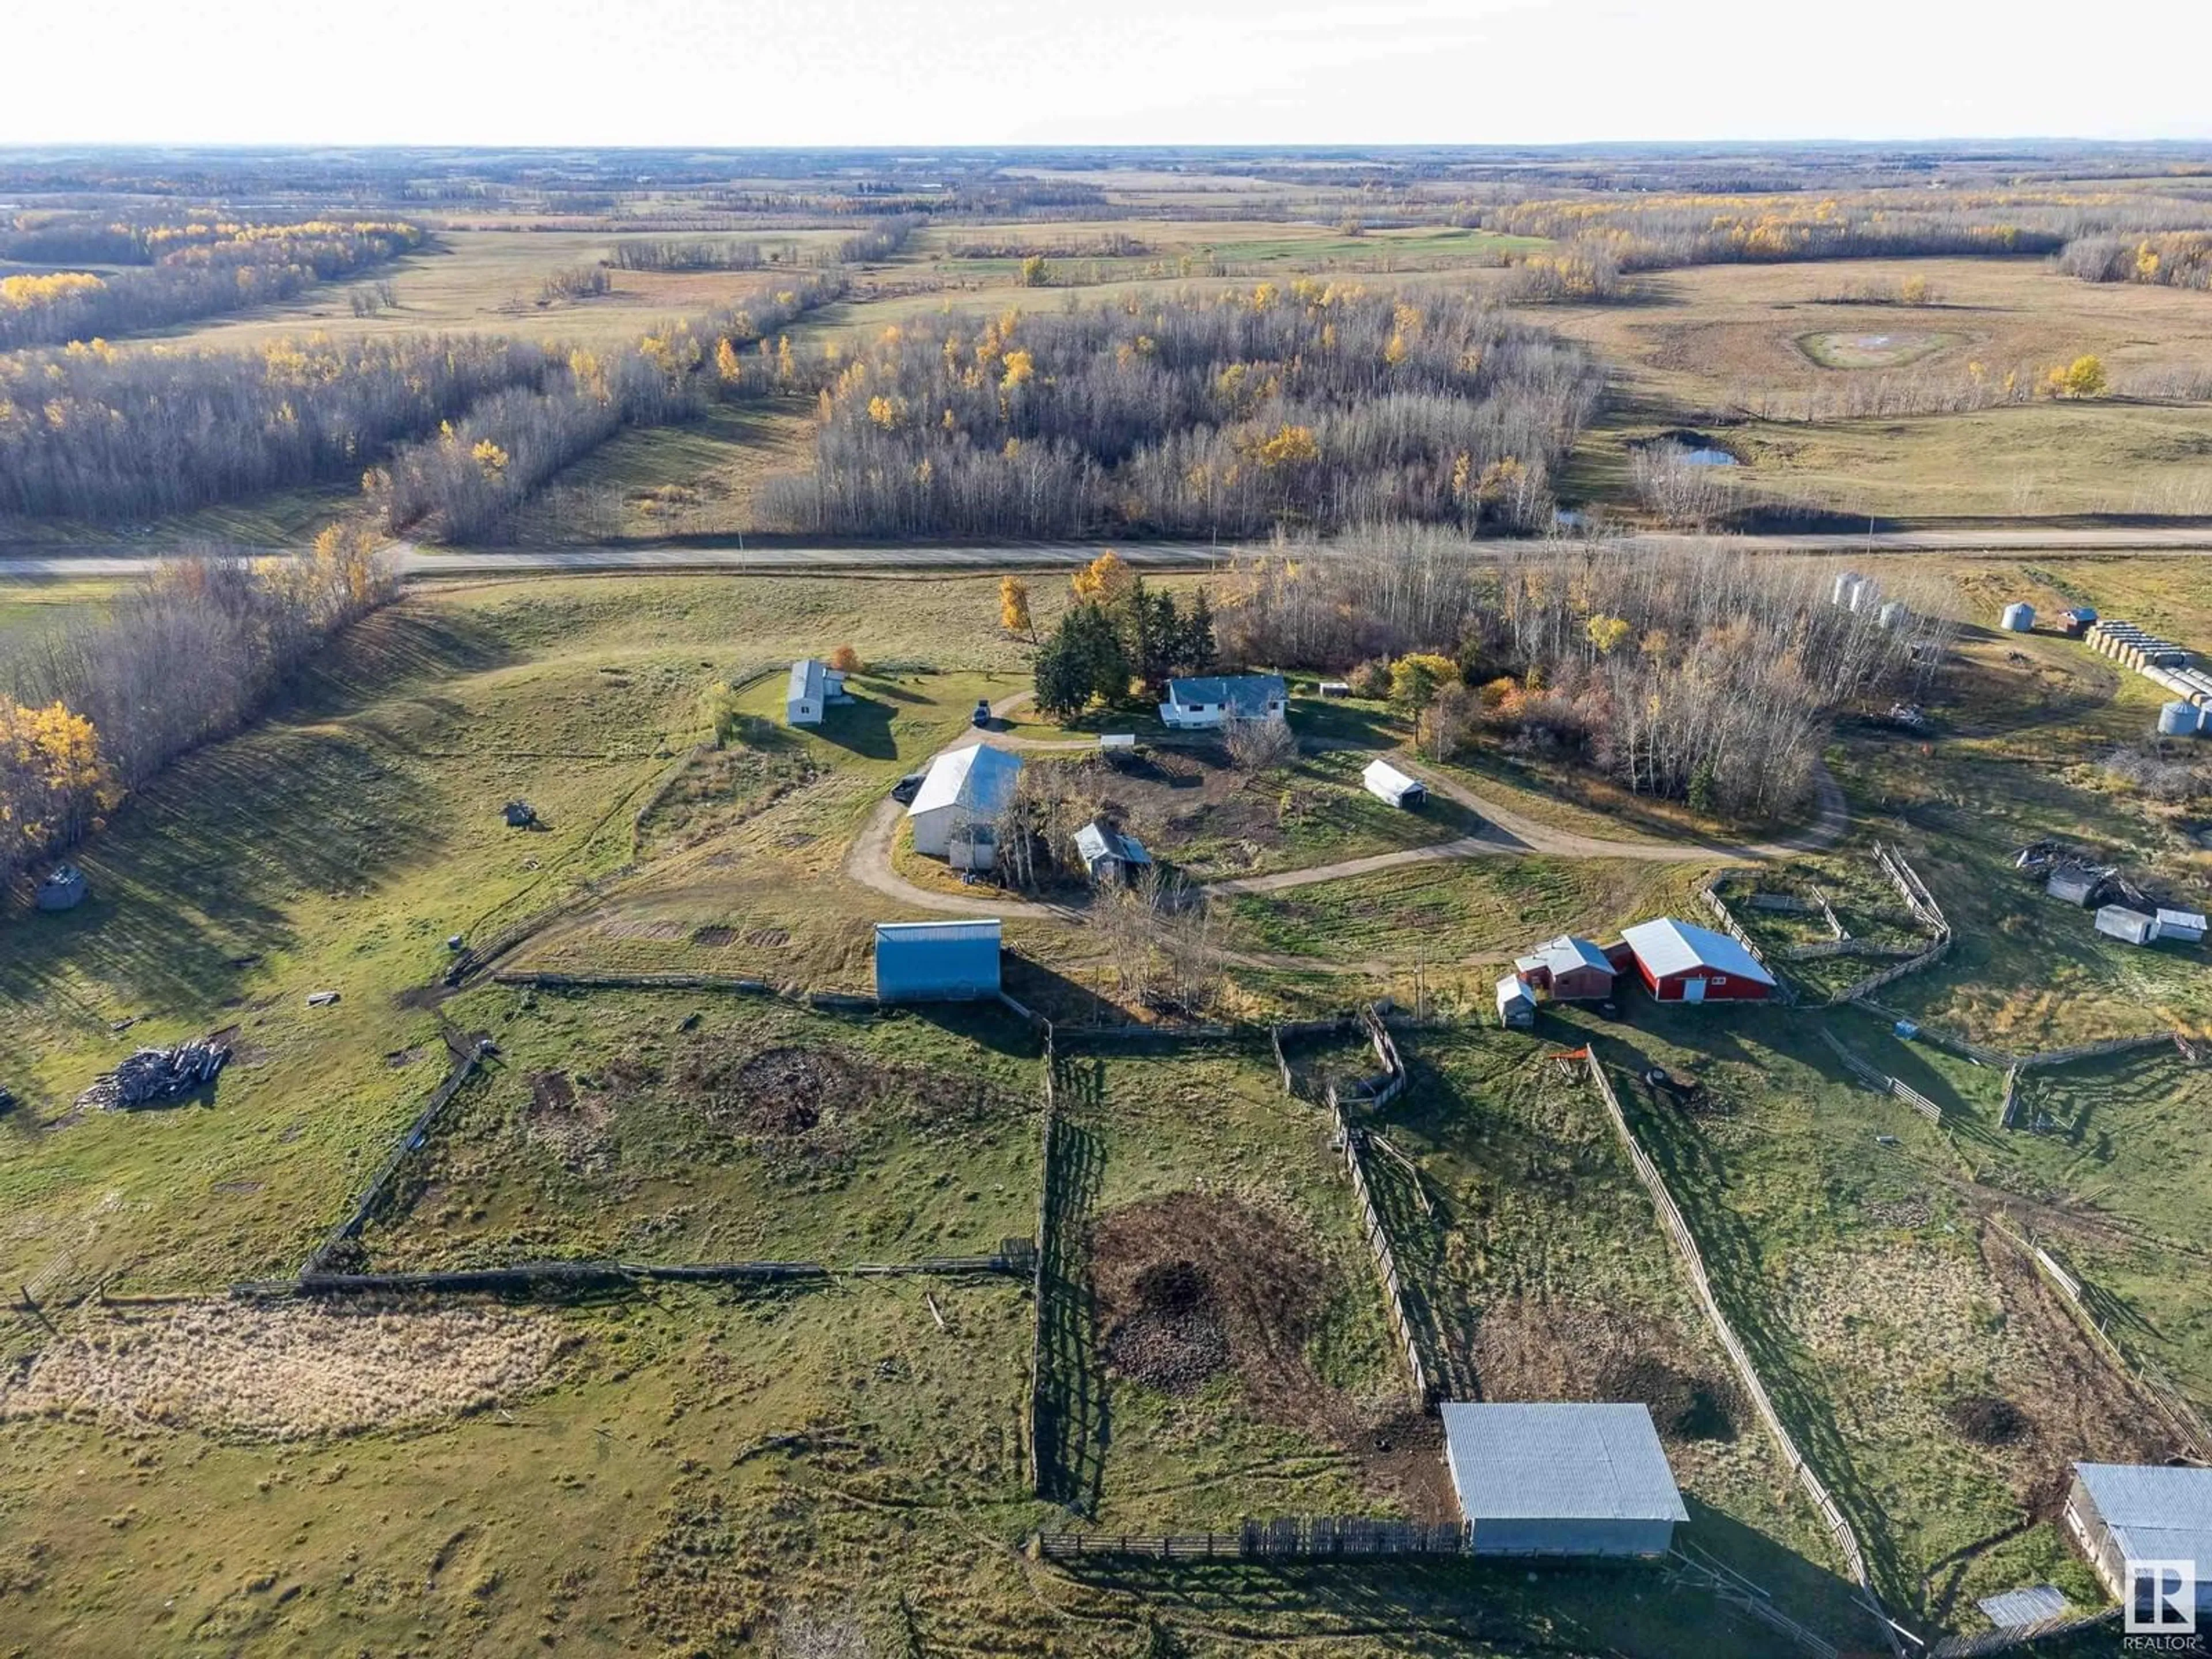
[1619,919,1777,1004]
[1513,935,1618,1002]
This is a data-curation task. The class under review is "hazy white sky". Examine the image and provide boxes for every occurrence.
[8,0,2210,149]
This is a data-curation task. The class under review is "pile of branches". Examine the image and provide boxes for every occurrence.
[78,1037,230,1111]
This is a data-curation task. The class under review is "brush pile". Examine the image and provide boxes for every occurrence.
[77,1038,229,1111]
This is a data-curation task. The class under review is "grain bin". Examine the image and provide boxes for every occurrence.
[1831,571,1863,608]
[2001,603,2036,632]
[1849,577,1880,612]
[1877,601,1907,630]
[2158,700,2198,736]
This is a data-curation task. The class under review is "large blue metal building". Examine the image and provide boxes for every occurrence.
[873,919,1003,1002]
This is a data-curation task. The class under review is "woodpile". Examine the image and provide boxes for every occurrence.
[77,1038,229,1111]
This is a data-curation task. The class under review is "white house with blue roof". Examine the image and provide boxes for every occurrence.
[1159,673,1287,730]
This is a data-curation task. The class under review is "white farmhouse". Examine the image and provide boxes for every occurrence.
[1159,674,1287,730]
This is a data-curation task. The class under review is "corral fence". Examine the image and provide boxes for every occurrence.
[1573,1050,1906,1658]
[1824,843,1956,1007]
[1038,1516,1469,1561]
[1816,1029,1941,1126]
[1027,1021,1059,1498]
[1927,1605,2119,1658]
[2000,1224,2212,1465]
[300,1029,490,1276]
[1332,1093,1435,1411]
[237,1251,1027,1301]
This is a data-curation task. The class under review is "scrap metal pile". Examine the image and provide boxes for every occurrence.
[77,1037,230,1111]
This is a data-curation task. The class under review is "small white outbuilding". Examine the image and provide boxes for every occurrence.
[2154,908,2207,945]
[1362,759,1428,809]
[2094,904,2156,946]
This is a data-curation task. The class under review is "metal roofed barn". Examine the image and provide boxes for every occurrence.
[906,744,1024,861]
[1440,1402,1688,1556]
[786,658,828,726]
[2064,1462,2212,1616]
[1361,757,1428,808]
[1619,918,1776,1003]
[1513,935,1616,1002]
[873,919,1003,1002]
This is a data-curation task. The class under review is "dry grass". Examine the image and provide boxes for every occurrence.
[0,1298,574,1439]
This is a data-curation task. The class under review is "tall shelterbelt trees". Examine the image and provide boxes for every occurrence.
[0,526,394,893]
[763,284,1603,539]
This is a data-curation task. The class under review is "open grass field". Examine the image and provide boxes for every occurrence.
[5,554,2212,1653]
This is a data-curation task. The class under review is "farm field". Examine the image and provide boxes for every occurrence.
[3,547,2210,1652]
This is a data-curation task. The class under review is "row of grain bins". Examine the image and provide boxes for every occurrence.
[2085,618,2212,736]
[1830,570,1910,630]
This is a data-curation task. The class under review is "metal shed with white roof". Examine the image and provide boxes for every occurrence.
[1440,1402,1688,1556]
[2064,1461,2212,1615]
[906,744,1024,860]
[1619,918,1776,1003]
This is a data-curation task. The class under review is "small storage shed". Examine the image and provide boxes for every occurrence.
[1361,758,1427,809]
[2046,868,2100,907]
[2154,907,2207,945]
[1516,935,1616,1001]
[2001,602,2036,632]
[1619,918,1776,1003]
[1495,975,1535,1029]
[787,658,829,726]
[1074,820,1151,884]
[35,863,88,911]
[1441,1402,1687,1557]
[907,744,1024,860]
[2062,607,2099,638]
[2063,1462,2212,1618]
[2094,904,2157,946]
[873,919,1003,1002]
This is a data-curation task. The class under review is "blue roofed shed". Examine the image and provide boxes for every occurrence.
[873,919,1003,1003]
[1440,1402,1687,1556]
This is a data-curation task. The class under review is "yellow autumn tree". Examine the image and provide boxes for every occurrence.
[998,575,1034,638]
[1071,551,1134,605]
[0,695,112,856]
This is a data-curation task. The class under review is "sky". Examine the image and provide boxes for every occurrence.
[7,0,2212,149]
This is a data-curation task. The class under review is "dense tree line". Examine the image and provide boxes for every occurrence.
[762,285,1601,539]
[1483,188,2212,275]
[0,271,848,528]
[369,271,848,542]
[612,239,778,271]
[0,526,393,895]
[0,334,557,521]
[0,218,427,348]
[2056,232,2212,290]
[1217,530,1953,818]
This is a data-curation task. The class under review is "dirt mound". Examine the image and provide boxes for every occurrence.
[1093,1194,1327,1407]
[1472,1296,1739,1443]
[1596,1355,1740,1442]
[672,1043,1006,1149]
[1946,1393,2030,1446]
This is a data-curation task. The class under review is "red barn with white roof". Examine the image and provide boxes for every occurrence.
[1619,918,1776,1003]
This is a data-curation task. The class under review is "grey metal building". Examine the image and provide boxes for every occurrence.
[873,919,1003,1003]
[1440,1402,1688,1556]
[2065,1462,2212,1616]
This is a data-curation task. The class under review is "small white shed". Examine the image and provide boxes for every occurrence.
[1362,759,1428,809]
[1495,975,1535,1028]
[2154,908,2207,945]
[2094,905,2156,946]
[787,658,828,726]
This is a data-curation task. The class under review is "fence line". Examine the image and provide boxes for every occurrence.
[1573,1051,1904,1657]
[1028,1024,1059,1498]
[1927,1608,2119,1659]
[1699,874,1796,1005]
[237,1251,1025,1300]
[1038,1515,1469,1561]
[2005,1225,2212,1464]
[1815,1029,1942,1126]
[300,1032,488,1276]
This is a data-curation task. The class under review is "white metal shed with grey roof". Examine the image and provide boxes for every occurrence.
[1440,1402,1687,1556]
[906,744,1024,860]
[2065,1461,2212,1613]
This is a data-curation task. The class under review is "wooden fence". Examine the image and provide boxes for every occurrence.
[1039,1516,1469,1560]
[1027,1024,1059,1498]
[1927,1608,2119,1659]
[1699,876,1796,1005]
[300,1033,488,1276]
[1816,1029,1941,1126]
[237,1251,1025,1300]
[1574,1051,1904,1657]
